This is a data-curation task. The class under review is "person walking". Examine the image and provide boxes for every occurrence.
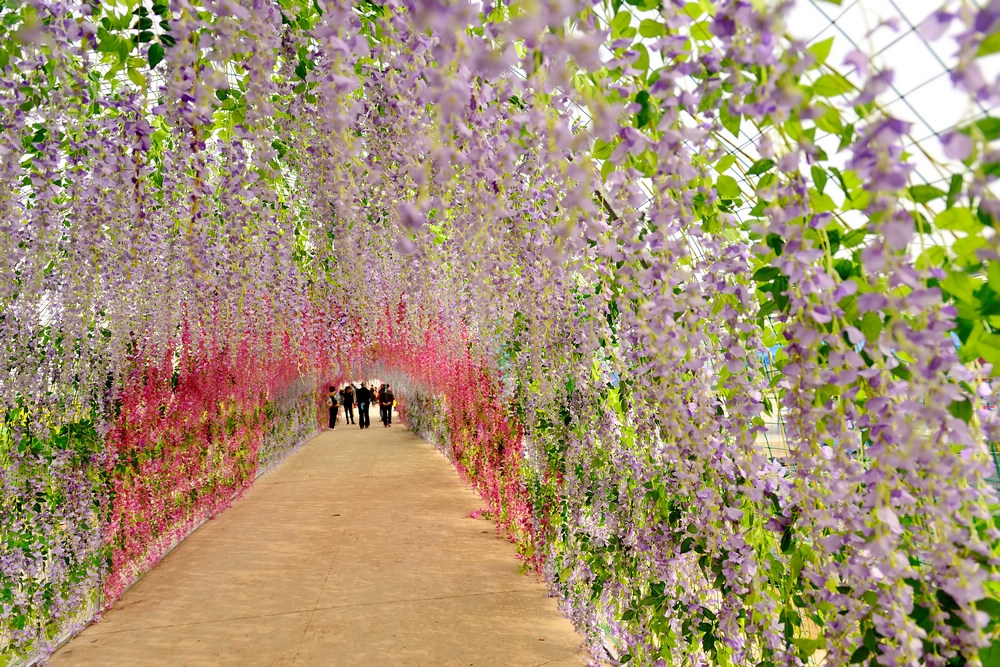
[355,382,371,429]
[341,384,355,425]
[377,384,387,427]
[328,385,340,429]
[381,383,395,427]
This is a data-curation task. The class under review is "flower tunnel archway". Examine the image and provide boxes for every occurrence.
[3,0,1000,665]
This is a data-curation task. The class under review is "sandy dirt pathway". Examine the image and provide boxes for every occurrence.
[50,420,584,666]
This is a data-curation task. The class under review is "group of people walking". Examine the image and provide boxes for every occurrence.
[327,381,395,429]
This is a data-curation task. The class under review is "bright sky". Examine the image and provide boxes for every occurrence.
[787,0,998,192]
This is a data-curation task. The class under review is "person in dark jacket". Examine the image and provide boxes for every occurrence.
[340,384,355,425]
[355,382,371,429]
[380,384,395,427]
[377,384,386,427]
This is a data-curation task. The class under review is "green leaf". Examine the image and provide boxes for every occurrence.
[942,271,978,303]
[624,0,659,10]
[719,102,741,137]
[634,89,653,128]
[682,1,704,19]
[753,267,780,282]
[127,66,146,88]
[715,155,736,173]
[148,42,164,69]
[948,398,973,423]
[954,234,987,267]
[632,43,650,74]
[978,32,1000,57]
[780,526,793,552]
[980,634,1000,665]
[96,27,118,53]
[838,123,856,151]
[915,246,946,270]
[690,21,712,41]
[850,646,871,664]
[833,259,855,280]
[908,184,945,204]
[978,333,1000,370]
[841,228,867,248]
[592,138,613,160]
[758,300,778,318]
[811,165,828,194]
[790,548,803,580]
[611,10,631,38]
[792,637,825,658]
[812,73,853,97]
[747,159,775,176]
[806,37,834,68]
[638,18,665,38]
[975,597,1000,619]
[947,173,963,208]
[117,39,131,64]
[784,116,804,141]
[975,117,1000,141]
[918,211,937,235]
[716,175,741,200]
[935,207,982,233]
[988,260,1000,292]
[702,627,716,653]
[811,190,837,213]
[860,311,882,342]
[601,156,615,180]
[698,92,723,118]
[815,104,843,133]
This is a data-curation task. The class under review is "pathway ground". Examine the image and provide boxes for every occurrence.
[49,419,585,666]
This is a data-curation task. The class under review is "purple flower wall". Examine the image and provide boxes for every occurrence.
[0,339,324,663]
[0,419,104,664]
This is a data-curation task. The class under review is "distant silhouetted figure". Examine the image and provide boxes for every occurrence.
[380,384,395,427]
[377,384,386,427]
[328,386,340,429]
[341,384,355,425]
[355,382,372,429]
